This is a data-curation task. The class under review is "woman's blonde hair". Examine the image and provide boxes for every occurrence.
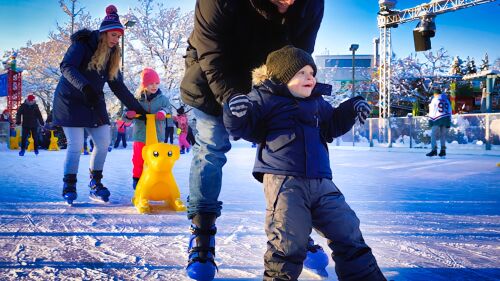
[87,33,121,80]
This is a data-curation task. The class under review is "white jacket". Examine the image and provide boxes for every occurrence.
[428,94,452,121]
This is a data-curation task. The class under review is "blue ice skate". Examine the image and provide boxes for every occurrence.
[62,174,77,205]
[186,214,217,281]
[303,238,329,279]
[88,170,110,203]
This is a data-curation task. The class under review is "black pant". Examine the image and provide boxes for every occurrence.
[21,127,39,151]
[114,132,127,148]
[165,126,174,144]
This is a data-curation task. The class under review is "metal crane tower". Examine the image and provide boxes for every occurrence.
[376,0,497,146]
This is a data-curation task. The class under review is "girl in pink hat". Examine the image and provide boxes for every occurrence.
[124,67,172,189]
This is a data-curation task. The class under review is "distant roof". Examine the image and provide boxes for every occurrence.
[463,70,500,80]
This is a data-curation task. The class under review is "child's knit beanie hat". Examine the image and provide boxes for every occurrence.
[141,67,161,88]
[99,5,124,34]
[266,45,317,84]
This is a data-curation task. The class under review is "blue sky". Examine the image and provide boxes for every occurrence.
[1,0,499,62]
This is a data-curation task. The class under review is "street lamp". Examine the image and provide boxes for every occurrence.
[120,19,136,113]
[349,44,359,98]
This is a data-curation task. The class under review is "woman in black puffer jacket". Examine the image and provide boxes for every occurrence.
[52,5,147,204]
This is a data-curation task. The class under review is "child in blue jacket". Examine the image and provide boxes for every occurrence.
[223,45,385,281]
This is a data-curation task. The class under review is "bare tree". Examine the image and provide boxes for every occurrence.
[493,57,500,71]
[423,47,451,77]
[59,0,84,35]
[17,1,96,116]
[125,0,194,97]
[17,40,68,114]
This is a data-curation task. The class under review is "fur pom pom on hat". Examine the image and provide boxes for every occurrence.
[99,5,124,34]
[141,68,160,88]
[266,45,317,84]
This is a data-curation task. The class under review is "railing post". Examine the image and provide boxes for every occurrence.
[369,118,374,147]
[408,114,413,148]
[352,127,355,147]
[485,113,491,150]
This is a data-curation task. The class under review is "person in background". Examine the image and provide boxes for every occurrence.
[113,116,131,148]
[51,5,148,204]
[164,106,175,144]
[426,88,452,157]
[83,129,90,155]
[0,109,16,139]
[173,106,190,154]
[0,109,12,124]
[16,94,44,156]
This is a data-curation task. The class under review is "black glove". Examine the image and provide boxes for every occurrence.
[228,94,251,118]
[82,85,100,106]
[353,99,371,125]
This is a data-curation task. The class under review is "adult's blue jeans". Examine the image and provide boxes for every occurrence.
[187,109,231,219]
[63,126,110,175]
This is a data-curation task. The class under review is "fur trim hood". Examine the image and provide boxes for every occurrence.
[70,29,99,50]
[70,29,93,42]
[251,64,270,86]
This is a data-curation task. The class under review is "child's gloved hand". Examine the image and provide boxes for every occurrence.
[126,110,137,119]
[353,99,371,125]
[156,112,166,121]
[176,128,181,135]
[228,94,251,117]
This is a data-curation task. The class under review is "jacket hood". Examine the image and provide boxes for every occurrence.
[70,29,100,50]
[251,67,291,98]
[251,64,269,86]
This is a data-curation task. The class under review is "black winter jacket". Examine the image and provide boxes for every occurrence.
[180,0,324,116]
[52,29,146,127]
[223,79,361,182]
[16,101,44,128]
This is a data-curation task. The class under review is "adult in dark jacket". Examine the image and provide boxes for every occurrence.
[223,46,384,280]
[52,5,147,204]
[16,94,44,156]
[180,0,324,279]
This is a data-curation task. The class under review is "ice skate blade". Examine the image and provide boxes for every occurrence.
[302,267,328,280]
[89,195,110,203]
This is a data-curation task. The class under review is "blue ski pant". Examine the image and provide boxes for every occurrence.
[263,174,386,281]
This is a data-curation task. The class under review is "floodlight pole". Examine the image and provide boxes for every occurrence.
[120,19,136,114]
[349,44,359,98]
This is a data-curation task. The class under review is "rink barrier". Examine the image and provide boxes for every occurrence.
[336,113,500,151]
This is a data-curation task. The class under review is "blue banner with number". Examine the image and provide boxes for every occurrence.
[0,73,7,97]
